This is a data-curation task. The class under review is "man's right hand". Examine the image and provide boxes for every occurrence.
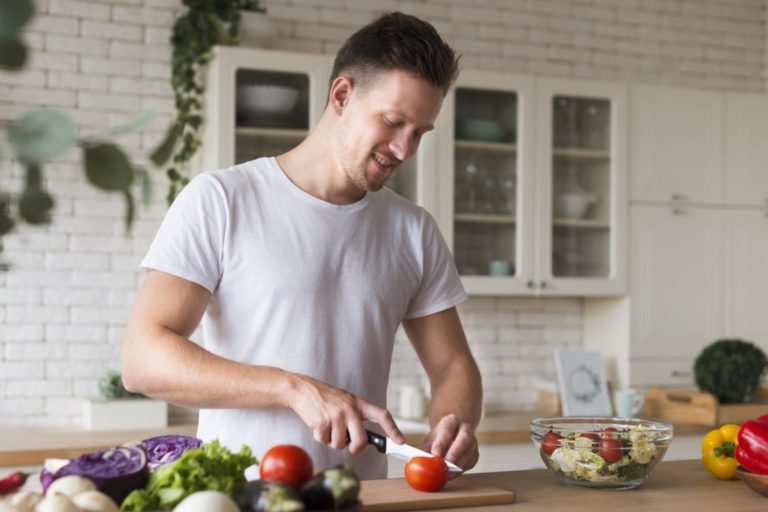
[286,373,404,454]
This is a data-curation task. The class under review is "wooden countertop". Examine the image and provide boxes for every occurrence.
[424,460,767,511]
[0,412,711,467]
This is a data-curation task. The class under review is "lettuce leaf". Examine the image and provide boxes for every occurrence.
[119,440,256,512]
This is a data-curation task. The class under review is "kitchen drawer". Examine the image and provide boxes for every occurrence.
[628,359,695,387]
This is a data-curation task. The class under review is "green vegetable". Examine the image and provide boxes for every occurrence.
[617,461,646,480]
[694,339,768,403]
[119,441,256,512]
[98,371,144,400]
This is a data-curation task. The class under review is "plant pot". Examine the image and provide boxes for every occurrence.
[82,398,168,431]
[239,10,274,48]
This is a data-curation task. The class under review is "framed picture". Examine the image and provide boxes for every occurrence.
[554,350,613,416]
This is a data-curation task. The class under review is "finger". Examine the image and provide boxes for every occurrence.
[330,409,348,450]
[313,420,331,446]
[430,414,459,457]
[346,416,367,455]
[359,400,404,443]
[444,426,473,465]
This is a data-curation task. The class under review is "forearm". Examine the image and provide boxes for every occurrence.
[427,357,483,428]
[121,325,298,410]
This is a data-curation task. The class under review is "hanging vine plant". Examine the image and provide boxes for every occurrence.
[161,0,266,204]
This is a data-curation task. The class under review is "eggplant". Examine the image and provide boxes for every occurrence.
[237,481,305,512]
[300,464,360,510]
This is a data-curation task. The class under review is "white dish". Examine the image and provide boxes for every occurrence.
[555,192,597,219]
[236,84,299,114]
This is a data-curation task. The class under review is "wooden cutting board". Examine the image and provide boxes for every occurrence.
[356,477,515,511]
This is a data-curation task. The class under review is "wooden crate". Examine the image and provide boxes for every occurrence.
[644,387,768,426]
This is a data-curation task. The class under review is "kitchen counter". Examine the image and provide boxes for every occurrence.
[411,460,766,511]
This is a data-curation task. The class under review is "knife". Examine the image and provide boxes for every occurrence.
[362,429,463,473]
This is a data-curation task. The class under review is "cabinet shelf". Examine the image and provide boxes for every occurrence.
[456,139,517,153]
[455,213,517,224]
[236,126,308,139]
[553,218,610,229]
[553,147,610,160]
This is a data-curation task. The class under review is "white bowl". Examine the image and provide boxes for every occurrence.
[555,192,597,219]
[237,84,299,114]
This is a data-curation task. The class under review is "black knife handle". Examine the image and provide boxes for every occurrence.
[345,429,387,454]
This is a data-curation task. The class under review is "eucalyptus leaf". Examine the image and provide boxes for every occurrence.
[0,0,33,39]
[83,142,134,191]
[0,38,28,70]
[19,166,55,225]
[136,167,153,205]
[0,194,14,235]
[8,109,77,164]
[103,111,159,138]
[123,189,135,232]
[150,122,181,166]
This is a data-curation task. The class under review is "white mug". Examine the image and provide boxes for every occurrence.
[613,388,645,418]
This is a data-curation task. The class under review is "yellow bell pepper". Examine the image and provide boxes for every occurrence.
[701,424,740,480]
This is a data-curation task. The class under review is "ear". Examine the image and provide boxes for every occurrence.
[328,76,353,115]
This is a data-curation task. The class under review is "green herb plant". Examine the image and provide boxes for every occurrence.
[98,370,145,400]
[694,338,768,403]
[165,0,265,204]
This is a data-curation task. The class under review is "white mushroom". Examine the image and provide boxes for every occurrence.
[46,476,96,498]
[34,494,79,512]
[10,491,44,511]
[71,491,118,512]
[172,491,239,512]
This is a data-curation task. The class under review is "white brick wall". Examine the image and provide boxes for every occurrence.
[0,0,766,427]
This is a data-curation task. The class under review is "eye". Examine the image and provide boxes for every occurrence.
[383,116,401,128]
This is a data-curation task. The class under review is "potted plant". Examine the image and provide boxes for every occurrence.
[163,0,267,204]
[82,370,168,431]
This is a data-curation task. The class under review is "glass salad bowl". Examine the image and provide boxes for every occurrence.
[530,417,673,490]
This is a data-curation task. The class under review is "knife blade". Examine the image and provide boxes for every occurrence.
[363,430,463,473]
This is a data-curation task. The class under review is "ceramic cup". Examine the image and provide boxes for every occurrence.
[613,388,646,418]
[488,260,512,276]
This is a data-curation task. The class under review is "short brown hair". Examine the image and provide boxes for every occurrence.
[330,12,459,96]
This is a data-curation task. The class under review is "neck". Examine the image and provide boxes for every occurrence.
[276,112,365,205]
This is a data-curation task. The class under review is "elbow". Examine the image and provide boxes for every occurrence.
[120,331,152,395]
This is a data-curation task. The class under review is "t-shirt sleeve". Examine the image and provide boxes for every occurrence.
[404,212,468,319]
[140,173,228,293]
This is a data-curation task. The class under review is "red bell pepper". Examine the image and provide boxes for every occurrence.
[0,471,28,494]
[736,419,768,474]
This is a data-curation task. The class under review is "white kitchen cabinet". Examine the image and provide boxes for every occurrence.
[629,85,723,204]
[724,93,768,207]
[436,72,627,296]
[202,46,432,207]
[723,208,768,354]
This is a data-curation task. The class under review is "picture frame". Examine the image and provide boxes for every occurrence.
[554,350,613,416]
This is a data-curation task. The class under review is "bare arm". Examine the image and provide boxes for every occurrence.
[121,270,402,452]
[403,307,482,472]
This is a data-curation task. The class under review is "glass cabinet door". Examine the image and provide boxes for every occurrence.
[537,79,627,295]
[453,87,519,277]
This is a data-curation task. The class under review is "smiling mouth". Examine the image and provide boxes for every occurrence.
[372,154,398,173]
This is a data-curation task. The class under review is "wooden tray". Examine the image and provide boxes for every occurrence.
[644,387,768,426]
[357,477,515,511]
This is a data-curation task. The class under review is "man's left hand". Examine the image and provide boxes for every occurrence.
[419,413,479,477]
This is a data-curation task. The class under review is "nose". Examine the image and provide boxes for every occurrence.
[389,132,416,161]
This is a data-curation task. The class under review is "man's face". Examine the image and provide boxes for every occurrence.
[333,70,444,192]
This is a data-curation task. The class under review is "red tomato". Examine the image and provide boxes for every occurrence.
[541,431,562,455]
[260,445,314,489]
[598,438,623,463]
[405,456,449,492]
[601,427,618,439]
[580,432,599,442]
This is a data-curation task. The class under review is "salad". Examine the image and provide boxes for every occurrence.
[539,425,666,484]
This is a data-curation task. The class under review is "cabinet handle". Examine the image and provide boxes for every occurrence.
[671,193,688,201]
[539,281,548,289]
[669,370,690,377]
[672,207,687,215]
[526,280,535,289]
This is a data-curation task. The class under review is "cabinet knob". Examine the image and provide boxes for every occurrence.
[526,280,535,289]
[672,207,687,215]
[539,281,548,289]
[669,370,690,377]
[671,193,688,201]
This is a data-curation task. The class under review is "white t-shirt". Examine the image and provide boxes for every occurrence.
[141,157,467,479]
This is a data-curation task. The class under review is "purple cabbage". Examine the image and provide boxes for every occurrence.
[42,446,149,504]
[140,435,202,470]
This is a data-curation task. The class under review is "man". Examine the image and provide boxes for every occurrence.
[121,11,482,480]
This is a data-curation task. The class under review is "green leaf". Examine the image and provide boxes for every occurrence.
[83,142,134,191]
[149,122,181,166]
[0,193,15,235]
[136,167,153,205]
[19,165,55,225]
[104,111,158,138]
[8,109,77,164]
[123,189,135,232]
[0,37,28,70]
[0,0,34,39]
